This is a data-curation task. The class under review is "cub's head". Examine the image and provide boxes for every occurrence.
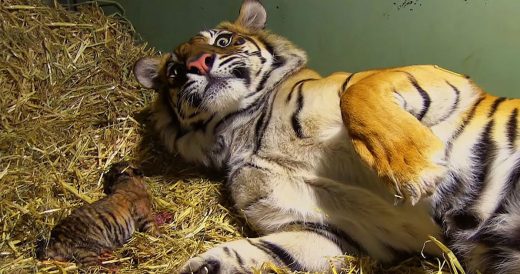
[134,0,307,122]
[103,161,144,195]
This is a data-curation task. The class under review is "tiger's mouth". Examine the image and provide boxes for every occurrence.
[176,69,249,115]
[183,64,250,94]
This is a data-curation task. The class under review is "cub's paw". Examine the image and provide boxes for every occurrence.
[351,132,447,205]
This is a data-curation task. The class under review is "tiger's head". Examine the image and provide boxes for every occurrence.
[134,0,307,124]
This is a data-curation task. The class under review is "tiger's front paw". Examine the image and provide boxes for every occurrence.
[179,239,271,274]
[351,132,447,205]
[180,257,221,274]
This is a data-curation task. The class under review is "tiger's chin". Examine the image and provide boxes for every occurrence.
[195,80,249,115]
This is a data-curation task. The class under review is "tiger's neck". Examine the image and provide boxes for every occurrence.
[205,68,316,170]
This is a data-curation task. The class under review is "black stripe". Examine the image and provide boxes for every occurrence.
[257,240,305,272]
[272,54,286,68]
[219,56,239,67]
[161,87,189,151]
[88,216,107,239]
[182,80,196,92]
[243,36,262,56]
[141,222,153,233]
[253,91,278,154]
[408,75,431,121]
[100,212,116,242]
[286,78,317,103]
[507,108,518,148]
[432,173,465,219]
[106,211,124,244]
[116,219,128,245]
[473,227,520,251]
[212,135,226,154]
[223,246,231,256]
[260,37,275,56]
[474,120,495,184]
[445,96,485,159]
[231,67,251,86]
[464,120,495,210]
[252,40,283,94]
[122,214,134,239]
[255,71,271,93]
[291,83,305,138]
[480,247,519,273]
[253,110,266,149]
[436,81,461,123]
[233,250,245,267]
[488,97,507,117]
[66,218,91,245]
[341,73,356,93]
[290,222,366,254]
[214,92,267,133]
[184,92,203,108]
[187,110,201,119]
[93,213,111,242]
[494,156,520,214]
[393,90,408,110]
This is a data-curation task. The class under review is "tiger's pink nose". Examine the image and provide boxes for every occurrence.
[187,53,214,75]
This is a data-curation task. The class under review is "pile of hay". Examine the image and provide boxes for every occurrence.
[0,1,459,273]
[0,1,244,272]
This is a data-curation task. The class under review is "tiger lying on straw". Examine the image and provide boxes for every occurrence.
[36,162,156,266]
[134,0,520,273]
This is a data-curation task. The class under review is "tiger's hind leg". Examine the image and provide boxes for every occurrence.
[462,205,520,273]
[340,65,482,204]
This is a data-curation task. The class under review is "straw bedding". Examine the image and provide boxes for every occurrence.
[0,1,458,273]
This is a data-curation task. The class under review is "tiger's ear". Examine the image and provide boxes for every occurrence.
[235,0,267,30]
[134,56,164,89]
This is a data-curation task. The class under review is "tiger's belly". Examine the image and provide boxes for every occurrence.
[253,72,443,258]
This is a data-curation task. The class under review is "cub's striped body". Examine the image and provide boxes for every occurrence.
[36,162,156,265]
[134,0,520,273]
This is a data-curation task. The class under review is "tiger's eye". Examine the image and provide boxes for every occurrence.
[215,33,233,47]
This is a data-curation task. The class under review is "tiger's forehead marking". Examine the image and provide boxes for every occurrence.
[200,29,233,44]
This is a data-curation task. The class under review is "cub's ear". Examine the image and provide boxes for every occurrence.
[134,56,164,89]
[235,0,267,30]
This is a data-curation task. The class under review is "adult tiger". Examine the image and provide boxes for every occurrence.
[134,0,520,273]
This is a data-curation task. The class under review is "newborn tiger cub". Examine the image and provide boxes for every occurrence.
[36,162,156,265]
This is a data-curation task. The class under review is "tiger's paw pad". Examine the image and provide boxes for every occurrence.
[180,257,220,274]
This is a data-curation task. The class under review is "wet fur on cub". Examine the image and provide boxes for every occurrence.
[36,162,156,265]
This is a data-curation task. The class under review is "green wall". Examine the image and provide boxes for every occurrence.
[117,0,520,97]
